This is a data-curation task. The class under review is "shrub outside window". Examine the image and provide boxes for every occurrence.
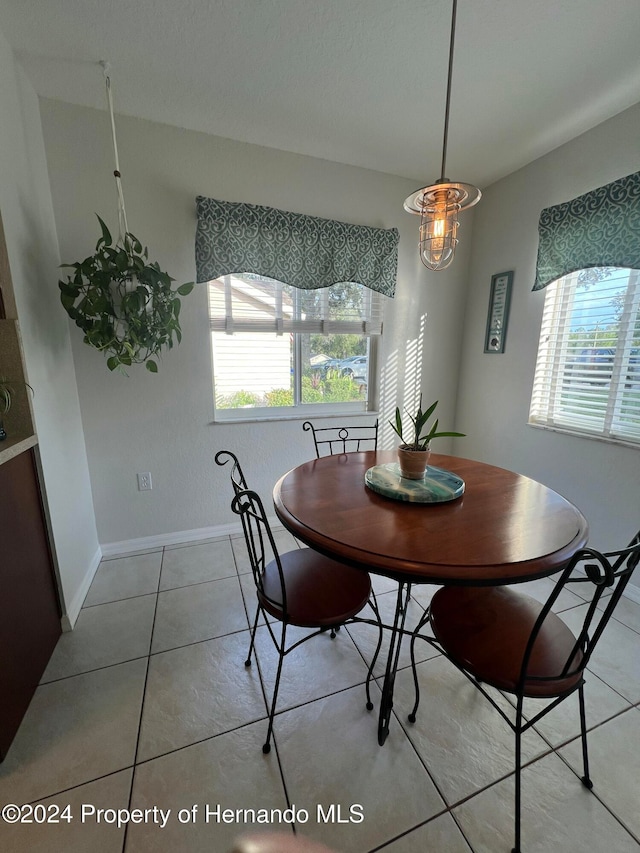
[529,267,640,445]
[209,274,384,420]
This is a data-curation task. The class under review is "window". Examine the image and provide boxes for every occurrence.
[529,267,640,445]
[209,274,384,420]
[196,196,397,420]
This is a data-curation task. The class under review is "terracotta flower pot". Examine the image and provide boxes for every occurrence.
[397,444,431,479]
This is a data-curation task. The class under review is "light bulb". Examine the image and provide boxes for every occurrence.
[419,189,460,270]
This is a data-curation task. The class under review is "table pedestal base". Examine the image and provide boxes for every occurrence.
[378,581,412,746]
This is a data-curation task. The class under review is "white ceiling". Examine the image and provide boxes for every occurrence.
[1,0,640,188]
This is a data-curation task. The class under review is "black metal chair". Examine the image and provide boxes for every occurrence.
[302,419,378,458]
[215,450,382,754]
[216,447,250,495]
[408,530,640,853]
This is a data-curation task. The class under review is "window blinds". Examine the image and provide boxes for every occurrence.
[530,269,640,444]
[208,275,384,336]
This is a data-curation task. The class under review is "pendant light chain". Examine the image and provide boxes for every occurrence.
[439,0,457,182]
[100,61,129,244]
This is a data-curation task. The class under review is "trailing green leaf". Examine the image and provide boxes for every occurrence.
[58,214,194,374]
[96,215,113,248]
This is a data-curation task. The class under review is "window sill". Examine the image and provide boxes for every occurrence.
[212,409,379,426]
[527,421,639,451]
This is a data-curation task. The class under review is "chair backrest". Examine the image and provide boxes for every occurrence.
[215,449,249,496]
[302,420,378,458]
[215,450,286,613]
[230,486,288,617]
[519,529,640,693]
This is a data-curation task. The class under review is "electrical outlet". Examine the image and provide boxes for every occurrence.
[137,472,152,491]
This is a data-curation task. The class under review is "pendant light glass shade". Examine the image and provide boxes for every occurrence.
[419,187,459,270]
[404,1,481,271]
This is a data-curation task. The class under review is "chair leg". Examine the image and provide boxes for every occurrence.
[578,684,593,789]
[407,608,430,724]
[245,604,260,667]
[263,621,287,755]
[407,632,420,723]
[512,715,522,853]
[365,594,384,712]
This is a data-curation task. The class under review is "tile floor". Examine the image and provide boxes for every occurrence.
[1,531,640,852]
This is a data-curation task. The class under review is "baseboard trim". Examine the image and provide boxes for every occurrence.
[61,545,102,631]
[99,520,258,558]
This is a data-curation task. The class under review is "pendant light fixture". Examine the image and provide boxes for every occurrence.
[404,0,481,271]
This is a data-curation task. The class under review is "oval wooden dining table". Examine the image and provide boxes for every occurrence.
[273,450,589,745]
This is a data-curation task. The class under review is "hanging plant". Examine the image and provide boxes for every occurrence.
[57,63,194,373]
[59,216,193,373]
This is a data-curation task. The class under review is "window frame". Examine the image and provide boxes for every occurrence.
[209,275,383,423]
[529,267,640,447]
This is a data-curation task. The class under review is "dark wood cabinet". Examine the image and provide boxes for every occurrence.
[0,450,61,760]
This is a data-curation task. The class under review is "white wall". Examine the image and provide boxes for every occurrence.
[39,98,472,547]
[455,102,640,572]
[0,31,100,626]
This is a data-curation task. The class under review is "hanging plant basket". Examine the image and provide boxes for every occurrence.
[59,216,194,373]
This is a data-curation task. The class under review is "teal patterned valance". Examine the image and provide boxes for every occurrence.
[195,196,398,297]
[533,170,640,290]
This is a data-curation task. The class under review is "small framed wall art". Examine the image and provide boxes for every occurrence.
[484,270,513,353]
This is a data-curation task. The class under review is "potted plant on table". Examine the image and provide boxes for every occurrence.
[389,396,465,479]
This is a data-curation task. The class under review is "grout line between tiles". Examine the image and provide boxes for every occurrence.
[38,654,152,686]
[156,570,241,594]
[121,544,165,852]
[130,717,271,770]
[553,739,640,847]
[81,590,158,610]
[149,624,253,658]
[14,766,137,809]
